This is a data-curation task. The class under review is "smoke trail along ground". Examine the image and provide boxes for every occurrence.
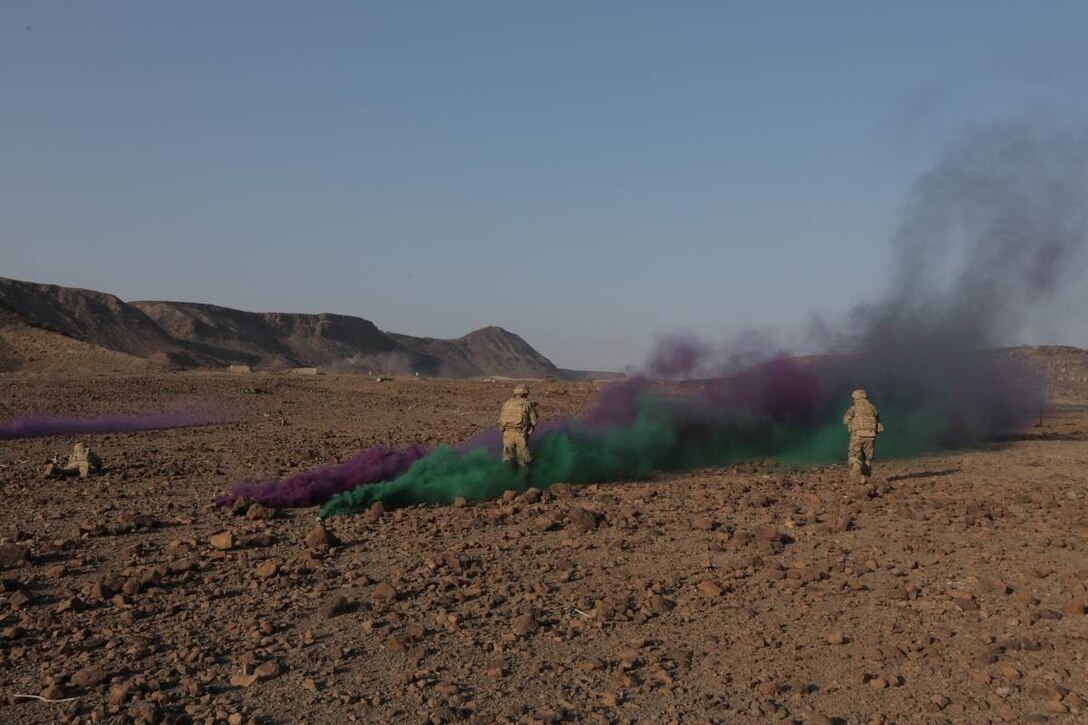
[323,123,1083,515]
[319,359,992,517]
[0,406,218,440]
[217,377,652,509]
[217,444,430,508]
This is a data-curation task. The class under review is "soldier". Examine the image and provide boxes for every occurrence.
[43,442,103,479]
[843,389,882,481]
[499,383,538,469]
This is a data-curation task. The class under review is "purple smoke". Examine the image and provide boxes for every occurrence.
[218,443,431,508]
[218,377,656,509]
[642,124,1087,444]
[0,406,217,440]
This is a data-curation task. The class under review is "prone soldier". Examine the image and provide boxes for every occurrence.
[43,442,103,479]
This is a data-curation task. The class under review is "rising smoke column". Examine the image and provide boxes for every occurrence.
[831,123,1088,443]
[0,406,217,440]
[649,123,1086,448]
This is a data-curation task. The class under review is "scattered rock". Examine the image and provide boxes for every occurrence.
[245,502,277,521]
[969,669,991,685]
[209,531,234,550]
[697,580,724,597]
[305,522,339,550]
[535,514,561,532]
[40,683,65,701]
[108,682,132,706]
[372,581,398,603]
[513,613,539,637]
[255,661,281,680]
[317,592,353,619]
[691,515,714,531]
[70,664,108,688]
[550,483,574,498]
[230,673,259,688]
[57,596,85,613]
[0,543,29,568]
[255,560,279,579]
[567,507,600,532]
[1060,599,1085,616]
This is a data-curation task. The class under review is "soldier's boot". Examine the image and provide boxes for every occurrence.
[42,462,56,478]
[513,463,529,482]
[78,462,91,479]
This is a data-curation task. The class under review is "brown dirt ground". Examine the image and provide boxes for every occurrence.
[0,373,1086,725]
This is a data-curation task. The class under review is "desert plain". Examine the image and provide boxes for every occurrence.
[0,371,1085,725]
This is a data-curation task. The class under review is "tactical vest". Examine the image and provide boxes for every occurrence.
[499,398,531,431]
[848,400,880,436]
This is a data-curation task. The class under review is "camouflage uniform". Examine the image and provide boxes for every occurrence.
[44,442,103,479]
[842,390,882,480]
[499,384,538,468]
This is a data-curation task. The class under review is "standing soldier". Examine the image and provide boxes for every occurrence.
[843,389,883,481]
[499,384,538,470]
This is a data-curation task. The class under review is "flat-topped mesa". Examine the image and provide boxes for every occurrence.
[0,276,571,377]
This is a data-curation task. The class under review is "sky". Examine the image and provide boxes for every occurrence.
[3,1,1088,370]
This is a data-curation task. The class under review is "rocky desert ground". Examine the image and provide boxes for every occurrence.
[1,372,1086,724]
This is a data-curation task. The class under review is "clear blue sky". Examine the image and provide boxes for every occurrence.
[3,2,1087,370]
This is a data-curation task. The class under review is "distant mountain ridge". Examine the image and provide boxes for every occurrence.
[0,277,564,378]
[389,326,557,379]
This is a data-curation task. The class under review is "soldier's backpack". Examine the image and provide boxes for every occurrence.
[499,399,529,430]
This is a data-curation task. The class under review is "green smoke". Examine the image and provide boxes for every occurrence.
[319,392,946,518]
[318,346,1032,519]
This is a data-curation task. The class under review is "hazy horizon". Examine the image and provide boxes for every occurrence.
[4,2,1088,369]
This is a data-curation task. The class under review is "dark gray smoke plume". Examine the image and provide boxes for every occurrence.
[851,123,1088,353]
[650,123,1088,449]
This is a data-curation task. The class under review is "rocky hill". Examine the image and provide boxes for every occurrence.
[0,278,206,368]
[390,326,559,378]
[1003,345,1088,402]
[0,277,563,378]
[0,302,156,375]
[131,301,444,374]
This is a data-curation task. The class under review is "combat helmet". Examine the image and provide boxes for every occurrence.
[513,383,529,397]
[851,389,867,400]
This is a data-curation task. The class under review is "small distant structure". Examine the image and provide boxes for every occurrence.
[228,364,252,374]
[287,367,321,376]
